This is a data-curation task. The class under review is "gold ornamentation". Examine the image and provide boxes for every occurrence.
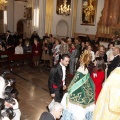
[58,0,71,16]
[68,72,95,107]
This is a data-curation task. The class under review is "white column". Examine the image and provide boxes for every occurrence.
[31,0,34,32]
[3,9,7,33]
[70,0,74,37]
[27,0,32,37]
[38,0,46,38]
[7,0,14,33]
[33,0,39,32]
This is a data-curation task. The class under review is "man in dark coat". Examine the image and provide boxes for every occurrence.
[30,31,40,45]
[6,30,14,51]
[40,112,55,120]
[48,54,70,102]
[13,31,20,47]
[107,47,120,77]
[39,102,63,120]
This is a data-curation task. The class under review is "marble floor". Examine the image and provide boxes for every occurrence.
[1,65,72,120]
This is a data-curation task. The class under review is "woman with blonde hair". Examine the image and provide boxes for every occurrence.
[61,50,95,120]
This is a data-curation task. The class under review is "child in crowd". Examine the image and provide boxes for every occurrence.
[23,39,32,53]
[15,42,23,54]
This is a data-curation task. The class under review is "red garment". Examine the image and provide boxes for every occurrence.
[32,43,41,56]
[69,48,75,53]
[91,70,105,103]
[52,81,63,88]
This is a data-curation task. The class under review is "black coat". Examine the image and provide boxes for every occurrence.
[48,42,55,56]
[103,53,107,63]
[107,55,120,77]
[39,112,55,120]
[79,46,86,56]
[48,63,64,94]
[6,35,14,47]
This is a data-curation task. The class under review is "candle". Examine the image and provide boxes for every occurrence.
[108,27,109,34]
[59,8,60,14]
[105,26,106,34]
[102,26,103,33]
[49,22,51,33]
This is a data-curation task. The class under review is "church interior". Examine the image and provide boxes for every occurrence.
[0,0,120,120]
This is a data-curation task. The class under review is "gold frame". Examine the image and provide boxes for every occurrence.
[24,7,32,20]
[81,0,97,25]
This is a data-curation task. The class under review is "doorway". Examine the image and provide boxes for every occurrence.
[17,19,27,38]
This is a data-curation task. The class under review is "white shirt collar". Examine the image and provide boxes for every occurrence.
[60,62,66,85]
[60,62,64,68]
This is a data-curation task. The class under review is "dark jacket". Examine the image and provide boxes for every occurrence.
[39,112,55,120]
[75,44,81,58]
[48,42,55,56]
[103,53,107,63]
[23,45,32,53]
[79,46,86,56]
[107,55,120,77]
[13,34,20,47]
[6,35,14,47]
[48,63,64,94]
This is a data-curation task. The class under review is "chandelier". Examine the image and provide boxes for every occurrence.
[0,0,7,10]
[0,0,7,6]
[59,0,71,16]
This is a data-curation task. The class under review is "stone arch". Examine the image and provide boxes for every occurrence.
[17,19,27,39]
[56,19,69,38]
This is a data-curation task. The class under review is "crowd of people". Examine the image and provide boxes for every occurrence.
[46,35,120,119]
[1,30,120,120]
